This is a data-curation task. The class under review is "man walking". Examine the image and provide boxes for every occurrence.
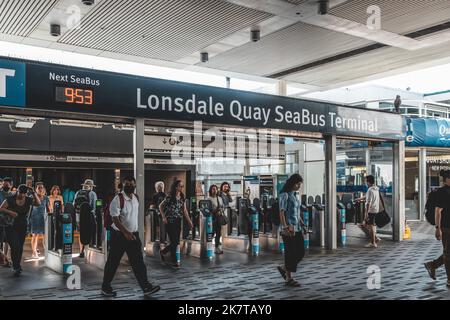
[424,170,450,288]
[101,176,160,297]
[364,175,380,248]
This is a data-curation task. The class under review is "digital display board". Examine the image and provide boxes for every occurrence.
[55,87,93,105]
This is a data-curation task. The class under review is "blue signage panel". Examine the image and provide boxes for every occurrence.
[406,117,450,147]
[0,59,26,107]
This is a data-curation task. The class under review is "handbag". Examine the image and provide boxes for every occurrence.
[214,197,228,226]
[0,212,14,227]
[375,191,391,228]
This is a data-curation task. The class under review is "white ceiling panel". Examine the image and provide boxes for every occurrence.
[330,0,450,35]
[58,0,272,62]
[203,21,371,76]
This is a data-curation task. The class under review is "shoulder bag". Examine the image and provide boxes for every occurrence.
[375,191,391,228]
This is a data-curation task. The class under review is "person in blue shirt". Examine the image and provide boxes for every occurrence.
[277,174,306,287]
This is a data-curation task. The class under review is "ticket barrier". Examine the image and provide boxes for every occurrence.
[337,202,347,246]
[85,200,111,269]
[45,200,73,275]
[309,196,325,248]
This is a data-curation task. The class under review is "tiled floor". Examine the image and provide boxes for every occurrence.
[1,222,449,300]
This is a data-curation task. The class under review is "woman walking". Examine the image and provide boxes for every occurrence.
[159,180,193,268]
[0,184,41,276]
[277,174,306,287]
[29,183,49,259]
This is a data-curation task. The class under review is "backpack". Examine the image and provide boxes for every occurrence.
[425,189,440,225]
[104,193,138,229]
[74,189,91,213]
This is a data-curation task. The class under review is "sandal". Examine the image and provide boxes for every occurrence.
[277,266,287,280]
[285,279,301,287]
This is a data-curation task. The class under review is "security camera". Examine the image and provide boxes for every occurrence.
[200,52,209,63]
[50,24,61,37]
[250,28,260,42]
[82,0,95,5]
[318,0,329,15]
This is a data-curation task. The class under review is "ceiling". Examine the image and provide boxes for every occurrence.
[1,0,450,93]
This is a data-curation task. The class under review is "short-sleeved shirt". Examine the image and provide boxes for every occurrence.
[366,186,381,214]
[436,185,450,228]
[279,192,301,232]
[163,197,184,223]
[208,196,223,213]
[110,192,139,233]
[7,195,33,226]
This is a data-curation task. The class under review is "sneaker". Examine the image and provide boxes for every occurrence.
[214,247,224,254]
[13,269,21,277]
[424,262,436,281]
[31,253,39,260]
[101,286,117,297]
[376,237,381,243]
[365,243,377,248]
[79,252,85,258]
[143,284,161,297]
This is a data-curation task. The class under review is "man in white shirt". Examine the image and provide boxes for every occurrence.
[101,176,160,297]
[365,175,380,248]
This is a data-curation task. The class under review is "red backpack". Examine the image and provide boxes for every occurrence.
[104,193,138,229]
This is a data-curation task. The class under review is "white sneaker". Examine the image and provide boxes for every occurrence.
[376,237,381,243]
[365,243,378,248]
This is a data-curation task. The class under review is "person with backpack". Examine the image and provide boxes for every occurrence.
[73,179,98,258]
[424,170,450,288]
[101,176,160,297]
[0,184,41,276]
[364,175,382,248]
[158,180,193,269]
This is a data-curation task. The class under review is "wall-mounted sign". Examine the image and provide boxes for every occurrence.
[0,57,405,140]
[406,117,450,147]
[0,59,25,107]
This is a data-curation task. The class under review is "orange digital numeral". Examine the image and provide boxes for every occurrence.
[85,90,93,105]
[74,89,84,104]
[65,88,75,103]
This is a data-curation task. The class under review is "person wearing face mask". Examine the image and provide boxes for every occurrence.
[0,184,41,276]
[0,177,13,267]
[101,176,161,298]
[277,174,306,287]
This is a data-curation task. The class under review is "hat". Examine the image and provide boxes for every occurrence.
[81,179,96,187]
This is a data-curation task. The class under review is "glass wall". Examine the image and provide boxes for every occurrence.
[336,140,394,233]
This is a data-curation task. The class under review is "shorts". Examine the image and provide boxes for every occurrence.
[367,212,377,226]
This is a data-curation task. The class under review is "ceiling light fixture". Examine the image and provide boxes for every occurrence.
[82,0,95,5]
[50,119,103,129]
[50,24,61,37]
[200,52,209,63]
[318,0,329,15]
[250,28,261,42]
[15,120,36,129]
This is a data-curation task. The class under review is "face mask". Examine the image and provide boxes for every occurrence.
[124,186,135,194]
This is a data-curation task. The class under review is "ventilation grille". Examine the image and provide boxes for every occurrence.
[59,0,272,62]
[0,0,59,37]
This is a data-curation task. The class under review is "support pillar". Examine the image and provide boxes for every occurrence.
[393,141,405,241]
[419,148,427,221]
[325,135,337,250]
[134,118,146,249]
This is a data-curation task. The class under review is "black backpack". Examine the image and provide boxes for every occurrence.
[74,189,91,213]
[425,189,440,225]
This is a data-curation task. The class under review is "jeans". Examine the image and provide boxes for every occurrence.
[5,224,27,271]
[102,229,149,290]
[161,219,181,263]
[430,228,450,281]
[282,232,305,273]
[213,218,222,248]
